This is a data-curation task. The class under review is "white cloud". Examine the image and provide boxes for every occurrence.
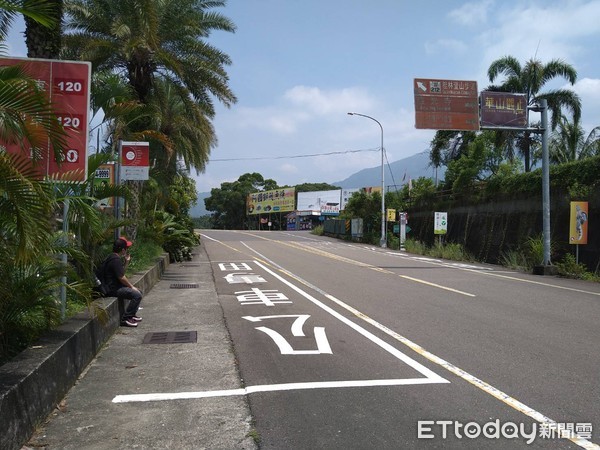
[448,0,494,26]
[572,77,600,130]
[478,1,600,75]
[283,86,374,115]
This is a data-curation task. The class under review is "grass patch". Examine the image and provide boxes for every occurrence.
[311,225,324,236]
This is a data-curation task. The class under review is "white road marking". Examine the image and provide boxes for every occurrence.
[112,378,442,404]
[399,275,476,297]
[165,234,598,448]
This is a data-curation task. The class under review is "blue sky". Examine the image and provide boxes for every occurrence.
[6,1,600,192]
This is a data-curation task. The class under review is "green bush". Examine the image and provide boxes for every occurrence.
[499,249,528,270]
[555,253,591,279]
[404,239,428,255]
[311,225,324,236]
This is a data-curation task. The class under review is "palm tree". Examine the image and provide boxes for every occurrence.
[64,0,237,238]
[24,0,62,58]
[0,0,56,50]
[146,77,215,183]
[487,56,582,171]
[549,115,600,164]
[0,63,67,172]
[63,0,237,114]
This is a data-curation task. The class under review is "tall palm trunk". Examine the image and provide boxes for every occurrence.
[124,180,142,241]
[24,0,63,59]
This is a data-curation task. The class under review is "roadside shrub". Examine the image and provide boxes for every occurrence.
[555,253,590,279]
[404,239,428,255]
[311,225,324,236]
[499,249,528,270]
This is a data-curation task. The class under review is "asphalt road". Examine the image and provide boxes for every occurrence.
[200,229,600,449]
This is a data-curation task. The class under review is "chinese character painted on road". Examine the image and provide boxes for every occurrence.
[235,288,291,306]
[224,273,267,284]
[242,314,332,355]
[219,262,253,271]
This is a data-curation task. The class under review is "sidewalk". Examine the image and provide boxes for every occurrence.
[25,245,256,450]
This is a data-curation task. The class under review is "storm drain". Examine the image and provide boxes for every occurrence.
[143,331,197,344]
[169,283,199,289]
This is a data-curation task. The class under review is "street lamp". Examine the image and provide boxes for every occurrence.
[347,112,386,248]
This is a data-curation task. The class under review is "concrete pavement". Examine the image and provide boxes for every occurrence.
[24,245,257,450]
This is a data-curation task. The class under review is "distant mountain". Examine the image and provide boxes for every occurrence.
[190,191,211,217]
[332,151,444,190]
[191,152,444,217]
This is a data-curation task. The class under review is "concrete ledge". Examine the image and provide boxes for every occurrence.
[0,253,170,450]
[533,264,559,276]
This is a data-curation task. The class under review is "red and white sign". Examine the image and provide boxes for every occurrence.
[120,141,150,180]
[0,57,91,181]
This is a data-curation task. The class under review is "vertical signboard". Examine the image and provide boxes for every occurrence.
[94,163,115,208]
[434,211,448,235]
[414,78,479,131]
[120,141,150,180]
[0,57,91,181]
[569,201,588,244]
[480,92,527,128]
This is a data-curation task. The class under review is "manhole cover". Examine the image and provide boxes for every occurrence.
[143,331,197,344]
[169,283,199,289]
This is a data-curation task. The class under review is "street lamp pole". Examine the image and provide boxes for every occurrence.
[347,112,386,248]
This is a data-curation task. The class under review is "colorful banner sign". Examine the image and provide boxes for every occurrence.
[247,188,295,215]
[569,201,588,244]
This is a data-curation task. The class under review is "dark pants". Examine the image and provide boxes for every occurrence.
[115,287,143,321]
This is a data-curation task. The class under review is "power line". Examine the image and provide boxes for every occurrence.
[209,147,380,162]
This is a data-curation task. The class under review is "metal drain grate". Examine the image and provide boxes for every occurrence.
[169,283,199,289]
[143,331,197,344]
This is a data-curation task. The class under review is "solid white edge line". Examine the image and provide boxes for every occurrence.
[112,378,441,404]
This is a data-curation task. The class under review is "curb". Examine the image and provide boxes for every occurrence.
[0,254,170,450]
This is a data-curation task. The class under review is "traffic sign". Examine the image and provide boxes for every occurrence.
[480,91,527,128]
[0,57,91,181]
[414,78,479,131]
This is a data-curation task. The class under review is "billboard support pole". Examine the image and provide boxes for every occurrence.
[115,140,122,240]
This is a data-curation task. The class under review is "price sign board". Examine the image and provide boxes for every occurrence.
[0,57,91,181]
[414,78,479,131]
